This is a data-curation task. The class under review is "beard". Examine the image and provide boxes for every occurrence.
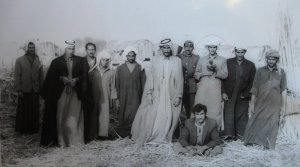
[127,59,135,63]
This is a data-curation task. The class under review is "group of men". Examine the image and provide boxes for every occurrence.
[14,37,286,156]
[15,41,145,147]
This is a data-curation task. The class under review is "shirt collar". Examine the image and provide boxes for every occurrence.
[208,54,217,60]
[64,54,74,61]
[195,120,206,127]
[25,53,35,57]
[236,59,244,65]
[183,52,192,57]
[99,66,110,73]
[163,56,171,60]
[87,55,96,60]
[25,53,36,59]
[265,65,278,71]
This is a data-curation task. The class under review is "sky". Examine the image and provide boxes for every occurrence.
[0,0,299,49]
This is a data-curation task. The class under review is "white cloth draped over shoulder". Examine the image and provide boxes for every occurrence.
[90,50,117,137]
[131,52,183,145]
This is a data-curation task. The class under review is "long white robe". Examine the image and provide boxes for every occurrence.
[131,55,183,144]
[194,55,228,129]
[98,68,117,137]
[57,59,84,147]
[57,87,84,147]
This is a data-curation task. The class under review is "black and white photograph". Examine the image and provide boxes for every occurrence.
[0,0,300,166]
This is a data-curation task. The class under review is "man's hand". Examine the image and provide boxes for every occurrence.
[222,93,229,101]
[186,147,196,156]
[69,78,79,87]
[173,97,181,107]
[279,114,285,128]
[248,103,255,118]
[147,93,153,104]
[279,107,286,127]
[17,92,23,98]
[207,64,214,71]
[60,76,70,85]
[115,99,120,110]
[204,149,211,156]
[69,79,76,87]
[195,145,209,155]
[207,62,216,72]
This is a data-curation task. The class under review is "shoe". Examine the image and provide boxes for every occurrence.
[110,128,122,139]
[97,136,108,141]
[222,135,234,142]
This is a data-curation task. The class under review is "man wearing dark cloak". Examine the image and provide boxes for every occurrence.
[40,40,87,147]
[82,42,101,143]
[114,46,146,138]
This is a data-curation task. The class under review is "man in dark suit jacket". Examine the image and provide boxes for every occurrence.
[221,46,256,140]
[14,42,44,134]
[174,104,223,156]
[81,42,100,143]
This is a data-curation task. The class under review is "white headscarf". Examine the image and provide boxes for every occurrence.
[97,50,111,60]
[231,46,248,58]
[121,46,145,71]
[158,38,175,56]
[121,46,139,63]
[89,50,111,72]
[233,45,247,52]
[204,37,221,49]
[64,40,76,48]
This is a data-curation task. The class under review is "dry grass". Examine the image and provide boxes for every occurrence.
[3,138,300,167]
[1,103,300,167]
[0,104,50,166]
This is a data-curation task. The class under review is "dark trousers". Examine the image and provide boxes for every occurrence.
[82,100,99,143]
[15,91,40,134]
[174,93,196,139]
[182,93,196,119]
[223,96,249,138]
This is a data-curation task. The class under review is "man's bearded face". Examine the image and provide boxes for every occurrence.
[27,44,35,55]
[267,57,278,68]
[162,45,172,57]
[235,49,246,61]
[126,51,136,63]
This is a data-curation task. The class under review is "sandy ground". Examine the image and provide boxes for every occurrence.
[1,104,300,167]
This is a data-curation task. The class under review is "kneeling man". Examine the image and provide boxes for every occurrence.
[174,104,223,156]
